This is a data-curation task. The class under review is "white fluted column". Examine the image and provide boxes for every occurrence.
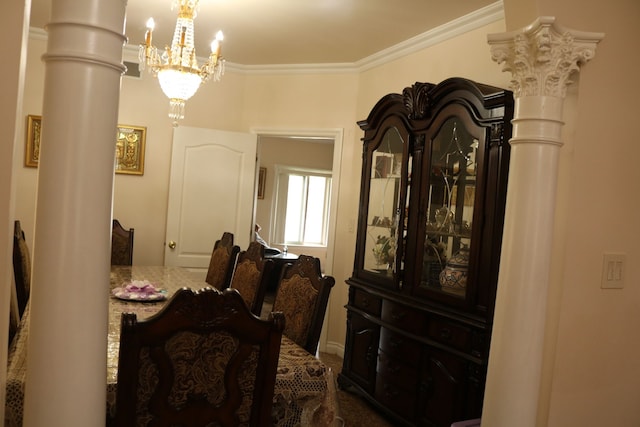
[482,17,603,426]
[23,0,126,425]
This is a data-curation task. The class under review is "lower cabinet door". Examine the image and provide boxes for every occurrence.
[374,374,416,422]
[343,311,380,393]
[417,348,469,427]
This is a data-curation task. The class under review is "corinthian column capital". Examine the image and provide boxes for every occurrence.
[488,16,604,98]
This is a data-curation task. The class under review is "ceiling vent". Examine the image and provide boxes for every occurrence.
[123,61,141,78]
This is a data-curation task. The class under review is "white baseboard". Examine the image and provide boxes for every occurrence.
[323,340,345,358]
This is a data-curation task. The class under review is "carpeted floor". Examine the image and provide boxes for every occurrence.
[318,352,395,427]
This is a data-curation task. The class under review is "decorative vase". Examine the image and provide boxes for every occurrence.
[439,245,469,296]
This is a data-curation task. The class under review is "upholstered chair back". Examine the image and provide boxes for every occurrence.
[205,232,240,290]
[111,219,134,266]
[272,255,335,355]
[115,287,285,427]
[12,220,31,318]
[229,241,274,316]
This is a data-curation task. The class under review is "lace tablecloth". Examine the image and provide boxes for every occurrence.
[5,265,337,426]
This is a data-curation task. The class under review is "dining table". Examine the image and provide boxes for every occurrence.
[5,265,339,426]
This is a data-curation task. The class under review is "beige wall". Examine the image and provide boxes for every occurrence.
[11,1,640,423]
[357,20,510,118]
[16,40,250,265]
[1,0,30,413]
[492,0,640,425]
[531,2,640,426]
[238,71,360,351]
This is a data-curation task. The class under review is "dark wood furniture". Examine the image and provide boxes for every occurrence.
[12,220,30,319]
[111,219,134,266]
[206,231,240,290]
[229,241,274,316]
[264,252,299,292]
[338,77,514,426]
[272,255,335,355]
[10,220,31,346]
[115,287,285,427]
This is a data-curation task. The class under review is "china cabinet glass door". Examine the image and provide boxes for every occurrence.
[363,127,405,277]
[420,117,480,299]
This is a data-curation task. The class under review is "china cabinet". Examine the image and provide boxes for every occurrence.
[338,77,513,426]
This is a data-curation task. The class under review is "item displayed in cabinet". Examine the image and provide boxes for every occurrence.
[372,234,395,268]
[439,244,470,296]
[340,77,513,427]
[423,238,447,288]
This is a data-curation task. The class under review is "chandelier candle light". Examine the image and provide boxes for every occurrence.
[139,0,225,124]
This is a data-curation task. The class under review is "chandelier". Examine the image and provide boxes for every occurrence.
[139,0,225,124]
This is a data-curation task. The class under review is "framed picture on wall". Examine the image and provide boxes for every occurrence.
[25,115,146,176]
[258,167,266,199]
[374,152,396,178]
[115,125,146,175]
[25,115,42,167]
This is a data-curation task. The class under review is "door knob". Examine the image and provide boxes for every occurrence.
[168,241,176,249]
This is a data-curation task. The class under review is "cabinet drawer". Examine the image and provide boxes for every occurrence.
[374,375,416,420]
[377,348,419,389]
[379,327,421,367]
[426,317,472,353]
[381,300,426,334]
[352,288,382,316]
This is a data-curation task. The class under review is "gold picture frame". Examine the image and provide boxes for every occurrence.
[115,125,146,175]
[257,167,266,199]
[25,115,42,167]
[24,115,146,175]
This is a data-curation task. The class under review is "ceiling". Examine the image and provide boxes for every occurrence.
[28,0,498,66]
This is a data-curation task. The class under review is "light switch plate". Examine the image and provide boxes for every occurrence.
[601,253,626,289]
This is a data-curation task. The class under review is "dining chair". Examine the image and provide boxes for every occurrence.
[205,232,240,290]
[111,219,134,266]
[229,241,274,316]
[7,296,19,347]
[115,287,285,427]
[271,255,335,355]
[12,220,31,318]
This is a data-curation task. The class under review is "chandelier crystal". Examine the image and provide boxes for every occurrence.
[139,0,225,125]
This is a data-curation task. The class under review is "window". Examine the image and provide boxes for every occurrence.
[273,166,332,246]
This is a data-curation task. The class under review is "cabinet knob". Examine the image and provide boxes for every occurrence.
[420,377,434,396]
[383,384,399,398]
[366,346,377,363]
[389,338,403,349]
[440,328,452,340]
[391,310,406,321]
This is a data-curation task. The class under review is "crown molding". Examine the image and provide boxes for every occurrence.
[29,1,504,76]
[29,27,47,41]
[356,1,504,72]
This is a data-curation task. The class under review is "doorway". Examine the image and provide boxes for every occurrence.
[253,128,343,279]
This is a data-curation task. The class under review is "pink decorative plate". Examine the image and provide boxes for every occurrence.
[112,280,167,302]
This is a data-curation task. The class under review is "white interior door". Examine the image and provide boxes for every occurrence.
[165,126,257,276]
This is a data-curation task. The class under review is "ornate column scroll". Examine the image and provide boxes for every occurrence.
[490,17,601,99]
[482,17,603,427]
